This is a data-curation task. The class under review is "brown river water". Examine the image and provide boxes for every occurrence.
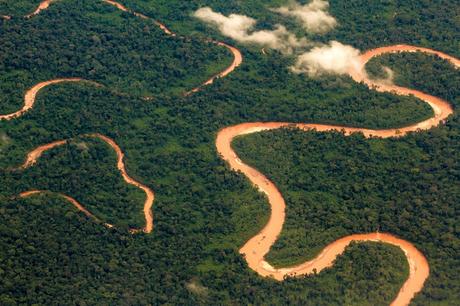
[2,1,460,304]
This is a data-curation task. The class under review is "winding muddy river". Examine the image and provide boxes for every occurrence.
[2,1,459,305]
[102,0,243,86]
[25,0,55,18]
[0,79,87,121]
[103,0,242,93]
[1,0,239,233]
[18,134,154,233]
[216,46,458,306]
[7,0,242,96]
[20,190,98,220]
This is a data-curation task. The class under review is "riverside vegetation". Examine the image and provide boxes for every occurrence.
[0,0,458,305]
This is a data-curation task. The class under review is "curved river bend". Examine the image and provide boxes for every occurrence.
[216,46,458,306]
[2,1,460,305]
[18,133,154,233]
[0,0,240,233]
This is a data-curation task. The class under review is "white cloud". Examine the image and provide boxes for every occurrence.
[291,41,361,76]
[194,7,308,54]
[195,6,363,78]
[273,0,337,33]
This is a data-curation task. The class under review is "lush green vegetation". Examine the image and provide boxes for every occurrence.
[0,0,458,304]
[15,137,147,228]
[234,53,460,303]
[367,52,459,103]
[0,0,42,16]
[0,0,231,112]
[0,81,408,305]
[119,0,459,56]
[327,0,459,57]
[0,195,407,305]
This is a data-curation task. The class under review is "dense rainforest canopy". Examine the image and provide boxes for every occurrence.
[0,0,458,305]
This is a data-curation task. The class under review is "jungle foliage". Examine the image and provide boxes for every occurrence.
[234,53,460,304]
[0,0,458,305]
